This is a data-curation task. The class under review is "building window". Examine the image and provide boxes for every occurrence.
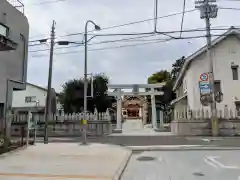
[214,80,221,93]
[0,23,9,37]
[232,66,239,80]
[25,96,36,103]
[235,102,240,116]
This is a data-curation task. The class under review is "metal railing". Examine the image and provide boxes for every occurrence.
[7,0,24,14]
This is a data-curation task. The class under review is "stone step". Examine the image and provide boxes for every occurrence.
[122,119,143,132]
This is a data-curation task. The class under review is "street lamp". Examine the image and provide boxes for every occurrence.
[83,20,101,145]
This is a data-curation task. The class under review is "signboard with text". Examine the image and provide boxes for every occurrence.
[199,73,211,106]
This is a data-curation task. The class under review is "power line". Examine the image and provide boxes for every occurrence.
[58,9,197,38]
[28,8,197,44]
[80,27,239,37]
[28,8,196,42]
[27,4,240,42]
[26,0,72,6]
[29,44,82,53]
[180,0,187,37]
[31,38,171,57]
[29,38,50,43]
[28,27,240,53]
[29,34,50,40]
[30,32,240,57]
[27,6,240,41]
[28,34,156,53]
[29,43,47,47]
[27,26,214,45]
[219,7,240,10]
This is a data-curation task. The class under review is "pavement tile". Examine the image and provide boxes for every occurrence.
[0,143,131,180]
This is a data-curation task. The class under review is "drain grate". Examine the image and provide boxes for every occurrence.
[137,156,156,161]
[193,172,205,176]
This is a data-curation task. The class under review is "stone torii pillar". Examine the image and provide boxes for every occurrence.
[116,88,122,132]
[151,87,157,129]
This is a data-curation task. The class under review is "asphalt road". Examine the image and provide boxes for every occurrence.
[121,150,240,180]
[36,136,240,147]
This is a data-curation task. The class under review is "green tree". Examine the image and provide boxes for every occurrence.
[171,56,185,79]
[59,73,114,113]
[92,74,112,112]
[147,70,175,111]
[148,70,171,84]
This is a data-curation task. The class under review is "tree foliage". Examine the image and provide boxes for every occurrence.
[147,70,175,111]
[171,56,185,79]
[148,70,171,84]
[147,56,186,111]
[59,73,115,113]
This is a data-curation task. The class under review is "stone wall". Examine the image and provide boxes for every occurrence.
[171,118,240,136]
[219,120,240,136]
[171,119,211,136]
[11,120,112,137]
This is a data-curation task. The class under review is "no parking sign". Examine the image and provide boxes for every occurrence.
[200,73,209,82]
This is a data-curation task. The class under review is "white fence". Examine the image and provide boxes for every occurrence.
[10,109,115,137]
[172,108,240,136]
[11,109,115,123]
[174,108,240,120]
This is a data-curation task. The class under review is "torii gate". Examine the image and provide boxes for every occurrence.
[107,83,165,132]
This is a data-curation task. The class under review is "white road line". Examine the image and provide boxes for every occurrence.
[206,156,240,169]
[202,138,211,142]
[204,158,219,169]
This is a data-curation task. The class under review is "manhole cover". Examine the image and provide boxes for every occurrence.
[137,156,155,161]
[193,172,205,176]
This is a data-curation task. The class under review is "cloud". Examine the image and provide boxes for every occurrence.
[23,0,240,92]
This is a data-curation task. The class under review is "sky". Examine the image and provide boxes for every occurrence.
[20,0,240,92]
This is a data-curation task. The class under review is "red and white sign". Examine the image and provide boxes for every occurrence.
[200,73,209,82]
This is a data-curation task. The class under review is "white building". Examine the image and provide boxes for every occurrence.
[12,82,62,114]
[171,27,240,114]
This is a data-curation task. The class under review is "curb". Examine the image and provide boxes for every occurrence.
[127,145,240,151]
[0,145,27,158]
[112,150,132,180]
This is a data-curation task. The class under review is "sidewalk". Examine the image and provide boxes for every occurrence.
[0,143,132,180]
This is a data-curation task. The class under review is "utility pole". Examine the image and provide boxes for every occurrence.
[153,0,158,32]
[44,20,56,144]
[195,0,218,136]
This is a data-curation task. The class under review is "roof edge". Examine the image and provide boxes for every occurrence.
[173,26,239,91]
[26,82,60,95]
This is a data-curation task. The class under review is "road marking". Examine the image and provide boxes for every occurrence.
[202,138,210,142]
[205,156,240,169]
[204,158,219,169]
[0,172,111,179]
[158,156,163,162]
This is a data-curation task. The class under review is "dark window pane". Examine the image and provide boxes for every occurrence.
[214,81,221,93]
[232,67,238,80]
